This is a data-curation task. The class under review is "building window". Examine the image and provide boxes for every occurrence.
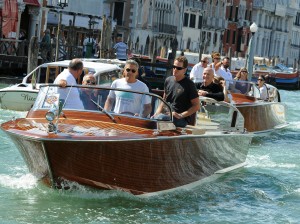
[226,29,230,44]
[198,15,203,29]
[232,31,236,44]
[184,13,189,27]
[114,2,124,26]
[190,14,196,28]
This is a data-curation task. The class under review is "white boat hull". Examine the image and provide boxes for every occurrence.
[0,84,39,111]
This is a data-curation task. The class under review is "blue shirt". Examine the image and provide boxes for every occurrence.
[113,42,128,60]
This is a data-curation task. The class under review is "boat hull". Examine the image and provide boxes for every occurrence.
[7,132,251,195]
[235,102,287,133]
[0,85,38,111]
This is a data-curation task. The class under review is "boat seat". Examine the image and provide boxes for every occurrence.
[185,125,206,135]
[17,83,28,87]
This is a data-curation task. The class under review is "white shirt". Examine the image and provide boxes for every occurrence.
[83,37,95,52]
[54,69,84,109]
[259,84,268,100]
[190,62,205,83]
[108,78,151,115]
[220,65,233,89]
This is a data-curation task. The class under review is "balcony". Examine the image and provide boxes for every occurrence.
[152,23,177,34]
[184,0,206,10]
[253,0,275,12]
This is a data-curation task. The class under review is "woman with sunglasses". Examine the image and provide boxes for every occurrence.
[233,67,250,94]
[104,60,152,117]
[257,75,268,100]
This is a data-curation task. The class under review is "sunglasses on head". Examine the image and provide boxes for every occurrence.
[125,68,136,73]
[86,80,96,85]
[172,65,186,70]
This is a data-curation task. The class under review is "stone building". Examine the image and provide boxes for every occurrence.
[252,0,298,65]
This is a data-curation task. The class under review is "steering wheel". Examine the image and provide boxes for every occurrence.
[120,111,135,116]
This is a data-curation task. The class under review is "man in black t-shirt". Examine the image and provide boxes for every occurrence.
[198,67,225,101]
[153,56,200,127]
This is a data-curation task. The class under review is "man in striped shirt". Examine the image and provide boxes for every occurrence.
[113,36,128,61]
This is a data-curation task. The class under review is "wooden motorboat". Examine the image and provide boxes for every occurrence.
[1,84,252,196]
[230,80,287,134]
[0,60,122,111]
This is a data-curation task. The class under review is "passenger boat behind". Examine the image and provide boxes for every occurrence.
[0,84,252,196]
[230,80,288,134]
[0,60,122,111]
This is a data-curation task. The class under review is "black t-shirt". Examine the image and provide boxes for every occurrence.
[164,76,198,114]
[199,82,225,101]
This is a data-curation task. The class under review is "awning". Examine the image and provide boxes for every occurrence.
[47,12,102,30]
[23,0,40,7]
[2,0,18,38]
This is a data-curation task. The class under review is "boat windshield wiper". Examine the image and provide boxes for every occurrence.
[91,99,116,123]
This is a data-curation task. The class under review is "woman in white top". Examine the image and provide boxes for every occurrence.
[257,75,268,100]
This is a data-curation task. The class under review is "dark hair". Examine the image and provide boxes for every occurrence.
[69,58,83,71]
[132,57,141,66]
[175,56,188,68]
[259,75,266,81]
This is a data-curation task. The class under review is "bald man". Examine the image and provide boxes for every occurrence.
[197,67,224,101]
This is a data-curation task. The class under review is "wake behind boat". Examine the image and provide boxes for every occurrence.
[1,84,252,196]
[0,59,123,111]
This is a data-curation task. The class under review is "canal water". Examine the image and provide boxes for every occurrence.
[0,83,299,223]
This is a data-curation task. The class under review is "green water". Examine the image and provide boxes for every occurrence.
[0,87,299,223]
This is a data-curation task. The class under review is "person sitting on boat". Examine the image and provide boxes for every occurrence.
[104,59,152,118]
[79,73,102,110]
[197,67,225,101]
[233,68,250,94]
[220,56,234,89]
[257,75,269,101]
[213,76,231,103]
[53,58,84,109]
[190,56,209,86]
[152,56,200,127]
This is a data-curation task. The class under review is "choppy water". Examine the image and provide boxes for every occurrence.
[0,83,299,223]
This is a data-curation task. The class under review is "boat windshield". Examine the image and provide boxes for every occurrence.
[228,80,260,98]
[32,85,173,121]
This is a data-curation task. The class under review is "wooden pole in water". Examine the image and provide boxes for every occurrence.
[27,36,39,73]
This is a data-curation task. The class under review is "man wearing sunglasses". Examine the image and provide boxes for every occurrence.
[104,60,152,117]
[79,73,100,110]
[153,56,200,127]
[190,56,209,85]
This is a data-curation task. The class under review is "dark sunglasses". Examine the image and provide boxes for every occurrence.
[242,70,248,73]
[172,65,186,70]
[125,68,136,73]
[201,60,208,63]
[86,80,96,85]
[214,58,221,60]
[258,79,263,81]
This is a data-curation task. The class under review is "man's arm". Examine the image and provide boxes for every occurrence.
[104,97,114,111]
[142,103,152,118]
[173,97,200,119]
